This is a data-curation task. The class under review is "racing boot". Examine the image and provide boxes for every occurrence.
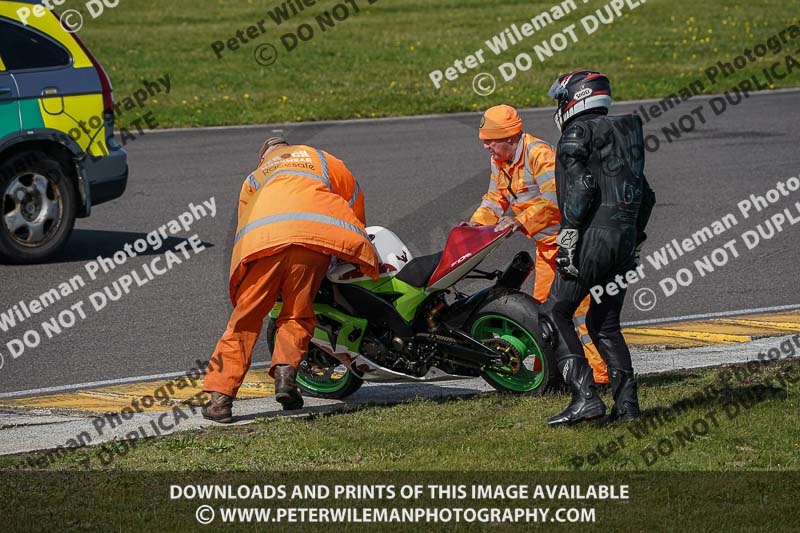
[548,356,606,427]
[274,365,304,411]
[594,381,611,394]
[607,368,641,422]
[201,392,234,423]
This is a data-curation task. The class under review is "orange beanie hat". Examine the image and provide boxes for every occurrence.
[479,104,523,140]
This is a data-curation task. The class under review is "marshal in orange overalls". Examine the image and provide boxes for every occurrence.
[470,106,609,384]
[203,145,379,398]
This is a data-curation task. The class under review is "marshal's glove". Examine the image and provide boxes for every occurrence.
[555,229,580,278]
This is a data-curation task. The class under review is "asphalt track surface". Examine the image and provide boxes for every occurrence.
[1,90,799,395]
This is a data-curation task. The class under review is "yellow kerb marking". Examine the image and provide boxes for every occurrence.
[0,392,170,412]
[0,369,276,413]
[713,318,800,333]
[622,327,749,344]
[622,331,711,348]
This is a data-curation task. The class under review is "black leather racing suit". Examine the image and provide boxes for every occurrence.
[545,112,655,403]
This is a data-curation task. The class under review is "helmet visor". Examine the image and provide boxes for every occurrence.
[548,78,568,100]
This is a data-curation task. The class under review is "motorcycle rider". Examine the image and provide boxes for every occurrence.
[544,70,656,427]
[202,135,379,422]
[464,104,609,386]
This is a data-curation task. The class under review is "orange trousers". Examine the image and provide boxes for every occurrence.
[203,246,330,398]
[533,245,609,384]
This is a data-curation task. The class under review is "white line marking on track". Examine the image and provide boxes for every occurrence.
[622,303,800,327]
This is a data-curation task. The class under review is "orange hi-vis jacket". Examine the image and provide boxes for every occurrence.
[229,144,379,304]
[470,133,561,247]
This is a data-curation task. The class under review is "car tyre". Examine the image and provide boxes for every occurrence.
[0,150,77,264]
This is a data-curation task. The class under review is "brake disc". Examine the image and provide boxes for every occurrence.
[483,338,522,375]
[301,350,345,382]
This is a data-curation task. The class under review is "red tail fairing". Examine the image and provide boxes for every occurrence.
[427,226,510,287]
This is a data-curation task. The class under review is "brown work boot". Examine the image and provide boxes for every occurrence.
[274,365,304,410]
[201,392,234,423]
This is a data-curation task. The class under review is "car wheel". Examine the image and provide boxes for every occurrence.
[0,151,77,264]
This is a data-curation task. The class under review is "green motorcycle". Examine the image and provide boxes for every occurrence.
[267,225,559,399]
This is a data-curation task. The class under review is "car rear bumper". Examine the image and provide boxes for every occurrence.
[81,147,128,209]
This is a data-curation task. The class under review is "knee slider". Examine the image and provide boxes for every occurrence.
[539,315,558,349]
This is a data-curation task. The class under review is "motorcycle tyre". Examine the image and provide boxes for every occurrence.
[266,319,364,399]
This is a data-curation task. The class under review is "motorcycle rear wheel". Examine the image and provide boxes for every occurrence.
[266,319,363,399]
[469,295,558,396]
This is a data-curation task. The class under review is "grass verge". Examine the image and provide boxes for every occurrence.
[69,0,800,128]
[1,359,798,531]
[1,358,798,472]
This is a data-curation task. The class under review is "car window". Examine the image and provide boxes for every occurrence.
[0,19,71,71]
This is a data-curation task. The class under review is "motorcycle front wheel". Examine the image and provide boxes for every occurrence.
[468,293,559,396]
[265,319,363,399]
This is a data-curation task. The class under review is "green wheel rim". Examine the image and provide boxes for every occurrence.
[271,327,353,394]
[471,314,546,393]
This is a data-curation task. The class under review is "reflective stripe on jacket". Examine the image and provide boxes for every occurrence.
[229,145,379,304]
[470,133,561,246]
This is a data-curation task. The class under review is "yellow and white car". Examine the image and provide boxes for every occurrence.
[0,0,127,263]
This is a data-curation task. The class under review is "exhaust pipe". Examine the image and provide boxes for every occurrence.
[496,251,534,290]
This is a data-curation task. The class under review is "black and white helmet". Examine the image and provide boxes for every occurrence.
[548,70,612,132]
